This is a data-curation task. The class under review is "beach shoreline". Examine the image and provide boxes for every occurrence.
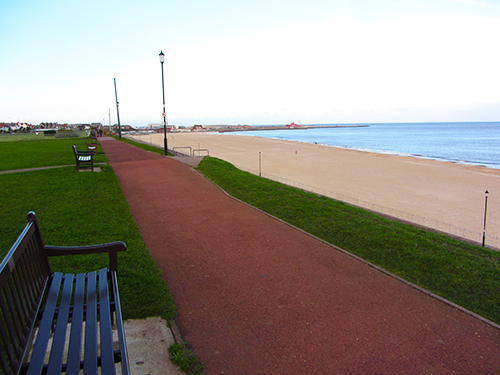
[129,132,500,245]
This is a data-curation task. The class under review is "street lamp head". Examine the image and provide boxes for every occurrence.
[159,50,165,63]
[486,190,489,195]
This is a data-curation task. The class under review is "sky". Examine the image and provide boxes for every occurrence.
[1,0,500,127]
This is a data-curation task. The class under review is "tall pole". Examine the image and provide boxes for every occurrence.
[159,50,167,155]
[482,190,489,247]
[259,152,262,177]
[114,78,122,139]
[108,108,111,133]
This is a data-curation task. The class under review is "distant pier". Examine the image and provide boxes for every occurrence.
[216,124,368,133]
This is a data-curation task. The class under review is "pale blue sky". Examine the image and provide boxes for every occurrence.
[1,0,500,126]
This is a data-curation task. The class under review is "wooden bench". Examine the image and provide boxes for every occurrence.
[0,212,130,375]
[85,140,98,153]
[90,130,98,143]
[73,144,94,172]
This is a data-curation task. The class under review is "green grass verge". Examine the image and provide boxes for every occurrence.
[116,135,173,156]
[0,139,175,320]
[168,343,204,375]
[197,156,500,324]
[0,135,106,171]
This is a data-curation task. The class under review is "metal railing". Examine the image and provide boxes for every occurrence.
[193,148,209,156]
[172,146,192,156]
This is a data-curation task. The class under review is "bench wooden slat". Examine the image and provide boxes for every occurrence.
[5,240,52,375]
[111,271,130,375]
[18,258,48,330]
[1,281,25,364]
[0,269,50,375]
[11,225,51,327]
[12,240,40,322]
[66,273,85,374]
[99,268,116,374]
[84,271,98,375]
[46,274,75,374]
[11,266,36,336]
[12,256,33,320]
[27,273,63,375]
[0,295,16,374]
[19,238,43,310]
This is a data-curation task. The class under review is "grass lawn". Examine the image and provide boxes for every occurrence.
[0,133,107,171]
[196,156,500,325]
[0,136,175,320]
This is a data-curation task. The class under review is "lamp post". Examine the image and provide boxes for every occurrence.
[114,78,121,139]
[482,190,489,247]
[159,50,167,155]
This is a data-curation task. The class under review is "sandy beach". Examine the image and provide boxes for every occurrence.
[129,132,500,246]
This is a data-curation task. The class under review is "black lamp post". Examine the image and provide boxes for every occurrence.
[114,78,121,139]
[482,190,489,247]
[159,50,167,155]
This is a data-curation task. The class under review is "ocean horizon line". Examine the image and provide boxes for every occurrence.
[228,121,500,170]
[180,121,500,127]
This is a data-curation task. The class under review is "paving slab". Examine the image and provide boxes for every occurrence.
[124,317,183,375]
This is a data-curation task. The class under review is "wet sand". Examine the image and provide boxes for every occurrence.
[130,132,500,245]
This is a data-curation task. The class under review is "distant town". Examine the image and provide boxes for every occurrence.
[0,121,256,135]
[0,122,107,133]
[1,121,365,135]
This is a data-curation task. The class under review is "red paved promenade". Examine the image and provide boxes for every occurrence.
[100,137,500,374]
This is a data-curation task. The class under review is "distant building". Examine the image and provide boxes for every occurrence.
[111,125,135,132]
[148,123,176,132]
[39,122,59,129]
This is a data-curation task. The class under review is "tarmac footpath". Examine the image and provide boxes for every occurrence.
[99,136,500,374]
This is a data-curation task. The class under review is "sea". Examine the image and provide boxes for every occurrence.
[230,122,500,170]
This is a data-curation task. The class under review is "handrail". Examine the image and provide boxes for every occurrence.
[193,148,209,156]
[172,146,192,156]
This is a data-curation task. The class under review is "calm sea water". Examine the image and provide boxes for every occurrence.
[230,122,500,169]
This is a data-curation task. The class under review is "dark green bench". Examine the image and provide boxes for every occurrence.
[73,144,95,172]
[0,212,130,374]
[85,140,98,153]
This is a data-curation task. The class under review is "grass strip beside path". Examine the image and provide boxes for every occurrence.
[118,136,169,155]
[0,138,175,320]
[0,136,107,171]
[196,156,500,325]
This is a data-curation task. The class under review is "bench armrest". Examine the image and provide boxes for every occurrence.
[44,242,126,272]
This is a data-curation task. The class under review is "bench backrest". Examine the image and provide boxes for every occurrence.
[0,213,52,375]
